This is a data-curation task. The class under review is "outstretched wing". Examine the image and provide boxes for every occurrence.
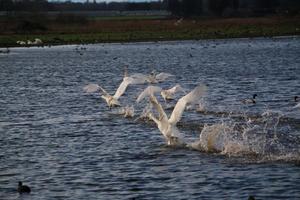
[136,86,162,103]
[155,72,174,82]
[84,83,110,96]
[83,84,100,93]
[113,77,133,100]
[149,95,168,121]
[114,76,148,100]
[169,85,207,125]
[167,84,185,94]
[130,73,148,83]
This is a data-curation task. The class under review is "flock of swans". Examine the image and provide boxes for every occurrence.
[83,68,208,148]
[84,68,300,154]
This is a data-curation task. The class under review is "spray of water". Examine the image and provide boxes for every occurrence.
[187,109,300,162]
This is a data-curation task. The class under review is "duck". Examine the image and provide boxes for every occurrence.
[242,94,257,104]
[18,181,31,194]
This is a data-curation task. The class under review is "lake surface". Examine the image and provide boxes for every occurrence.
[0,37,300,199]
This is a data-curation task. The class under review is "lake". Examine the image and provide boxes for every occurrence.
[0,37,300,199]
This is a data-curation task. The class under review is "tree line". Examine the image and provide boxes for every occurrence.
[0,0,166,12]
[166,0,300,17]
[1,0,299,17]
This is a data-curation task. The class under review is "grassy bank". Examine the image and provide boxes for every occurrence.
[0,16,299,47]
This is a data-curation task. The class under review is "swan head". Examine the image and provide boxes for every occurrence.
[253,94,257,99]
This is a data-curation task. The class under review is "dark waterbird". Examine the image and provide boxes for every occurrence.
[248,195,255,200]
[242,94,257,104]
[18,181,31,194]
[294,96,298,102]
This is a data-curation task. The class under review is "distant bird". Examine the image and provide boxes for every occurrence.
[18,182,31,194]
[33,38,43,45]
[242,94,257,104]
[294,96,298,102]
[16,40,26,45]
[137,85,206,146]
[174,18,183,26]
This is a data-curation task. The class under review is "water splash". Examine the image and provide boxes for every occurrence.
[188,109,300,162]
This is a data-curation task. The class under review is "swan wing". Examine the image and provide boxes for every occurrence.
[83,83,108,94]
[84,83,110,96]
[149,95,168,121]
[169,85,207,125]
[136,85,162,103]
[155,72,174,82]
[167,84,185,94]
[130,73,148,82]
[113,77,133,100]
[98,85,110,96]
[83,84,100,93]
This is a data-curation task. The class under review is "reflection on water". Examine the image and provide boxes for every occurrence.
[0,37,300,199]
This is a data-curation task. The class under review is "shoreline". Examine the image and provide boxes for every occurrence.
[1,34,300,49]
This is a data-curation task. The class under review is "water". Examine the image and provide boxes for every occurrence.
[0,37,300,199]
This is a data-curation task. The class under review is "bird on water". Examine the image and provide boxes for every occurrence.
[242,94,257,104]
[18,181,31,194]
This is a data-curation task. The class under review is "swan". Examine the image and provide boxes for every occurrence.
[160,84,185,102]
[131,71,174,84]
[136,84,185,103]
[242,94,257,104]
[84,75,145,109]
[137,85,207,146]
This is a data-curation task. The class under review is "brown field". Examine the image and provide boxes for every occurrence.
[0,15,299,47]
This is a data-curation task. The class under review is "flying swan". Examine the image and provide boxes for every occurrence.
[131,71,174,84]
[137,85,207,146]
[136,84,185,103]
[84,75,145,108]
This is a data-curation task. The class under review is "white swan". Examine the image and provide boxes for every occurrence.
[138,85,207,146]
[84,75,145,108]
[131,71,174,84]
[136,84,185,103]
[160,84,185,102]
